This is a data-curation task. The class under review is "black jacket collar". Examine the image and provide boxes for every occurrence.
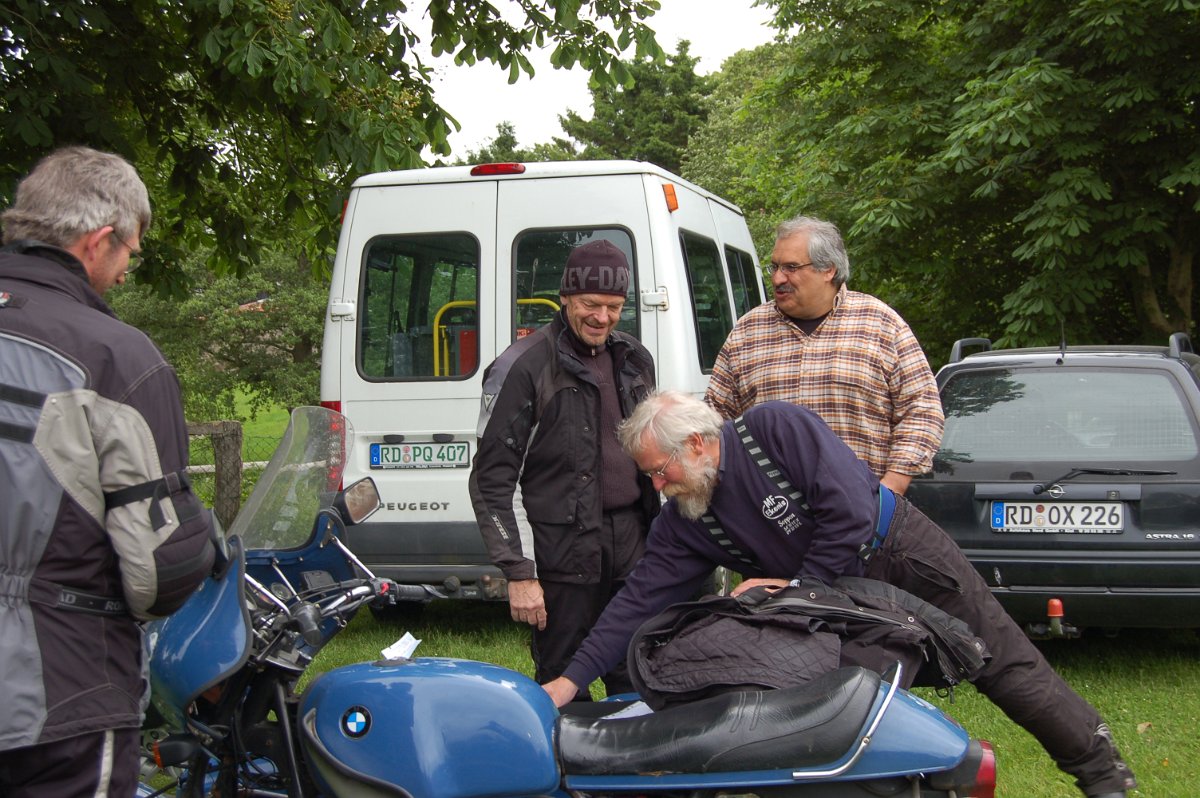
[0,239,115,318]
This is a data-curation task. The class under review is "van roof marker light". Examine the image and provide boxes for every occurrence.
[470,163,527,176]
[662,183,679,212]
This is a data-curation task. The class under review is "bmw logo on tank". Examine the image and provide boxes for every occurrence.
[341,706,371,738]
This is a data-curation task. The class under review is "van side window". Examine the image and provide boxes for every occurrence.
[512,229,638,342]
[725,245,763,319]
[680,230,734,372]
[357,234,480,380]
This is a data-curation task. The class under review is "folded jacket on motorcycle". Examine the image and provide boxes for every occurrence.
[627,577,990,711]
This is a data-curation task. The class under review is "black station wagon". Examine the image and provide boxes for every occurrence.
[907,334,1200,635]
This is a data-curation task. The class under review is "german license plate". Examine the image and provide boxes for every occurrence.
[369,441,470,469]
[990,501,1124,533]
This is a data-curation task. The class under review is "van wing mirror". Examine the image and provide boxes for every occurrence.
[334,478,381,526]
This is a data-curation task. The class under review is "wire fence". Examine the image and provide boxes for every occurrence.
[187,423,281,528]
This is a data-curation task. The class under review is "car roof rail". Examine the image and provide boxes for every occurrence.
[1169,332,1194,358]
[949,337,992,363]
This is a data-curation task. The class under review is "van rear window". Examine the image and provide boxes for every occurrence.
[512,229,637,342]
[357,233,480,380]
[725,245,763,320]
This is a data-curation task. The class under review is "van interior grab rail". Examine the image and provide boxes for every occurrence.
[433,298,562,376]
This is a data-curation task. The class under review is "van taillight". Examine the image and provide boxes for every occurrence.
[470,163,527,176]
[320,400,345,490]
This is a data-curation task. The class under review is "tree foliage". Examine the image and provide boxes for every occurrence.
[109,249,327,421]
[0,0,664,291]
[732,0,1199,355]
[458,121,578,164]
[559,39,713,173]
[682,43,791,255]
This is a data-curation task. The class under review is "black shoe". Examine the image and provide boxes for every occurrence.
[1094,722,1138,792]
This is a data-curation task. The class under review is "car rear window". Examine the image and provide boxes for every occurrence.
[939,367,1199,464]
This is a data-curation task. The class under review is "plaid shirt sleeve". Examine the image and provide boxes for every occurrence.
[883,317,945,475]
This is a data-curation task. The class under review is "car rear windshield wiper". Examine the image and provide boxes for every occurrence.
[1032,467,1178,495]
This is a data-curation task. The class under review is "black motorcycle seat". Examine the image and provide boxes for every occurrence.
[557,666,881,776]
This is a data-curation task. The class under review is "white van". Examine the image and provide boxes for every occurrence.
[319,160,763,606]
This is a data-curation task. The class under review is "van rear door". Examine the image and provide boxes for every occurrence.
[328,180,498,590]
[638,177,764,395]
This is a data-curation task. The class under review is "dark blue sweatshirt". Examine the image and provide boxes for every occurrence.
[561,400,881,689]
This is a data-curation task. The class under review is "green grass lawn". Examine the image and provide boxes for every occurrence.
[311,603,1199,798]
[233,393,290,459]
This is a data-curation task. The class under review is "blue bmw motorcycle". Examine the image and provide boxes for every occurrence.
[138,406,996,798]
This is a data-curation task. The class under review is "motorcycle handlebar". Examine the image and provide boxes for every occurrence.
[372,579,434,604]
[292,602,324,647]
[270,579,434,635]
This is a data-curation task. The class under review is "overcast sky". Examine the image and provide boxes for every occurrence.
[414,0,779,157]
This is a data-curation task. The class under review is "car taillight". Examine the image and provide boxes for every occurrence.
[969,740,997,798]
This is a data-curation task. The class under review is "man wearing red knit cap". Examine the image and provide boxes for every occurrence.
[469,238,659,700]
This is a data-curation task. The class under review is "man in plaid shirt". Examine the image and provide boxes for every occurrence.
[705,215,943,495]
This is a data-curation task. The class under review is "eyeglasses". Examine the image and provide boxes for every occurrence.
[767,261,816,276]
[644,449,678,479]
[111,231,142,273]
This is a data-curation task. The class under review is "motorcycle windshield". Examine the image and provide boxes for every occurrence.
[228,406,351,551]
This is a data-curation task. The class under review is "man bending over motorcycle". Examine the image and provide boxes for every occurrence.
[543,391,1136,798]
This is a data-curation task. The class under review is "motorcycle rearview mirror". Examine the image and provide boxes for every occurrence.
[334,478,382,526]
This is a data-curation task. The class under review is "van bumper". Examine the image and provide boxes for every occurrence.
[342,520,507,599]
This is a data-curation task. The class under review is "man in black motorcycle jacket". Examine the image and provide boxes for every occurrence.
[0,147,215,797]
[469,239,659,700]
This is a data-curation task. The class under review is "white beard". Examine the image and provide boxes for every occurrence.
[667,456,719,520]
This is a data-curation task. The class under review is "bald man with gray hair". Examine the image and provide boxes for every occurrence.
[705,215,943,496]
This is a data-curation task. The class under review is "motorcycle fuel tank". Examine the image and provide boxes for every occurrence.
[298,657,560,798]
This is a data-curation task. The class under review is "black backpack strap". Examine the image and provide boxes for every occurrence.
[105,470,191,508]
[732,415,810,512]
[0,382,46,443]
[695,415,810,568]
[104,471,194,530]
[698,512,757,567]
